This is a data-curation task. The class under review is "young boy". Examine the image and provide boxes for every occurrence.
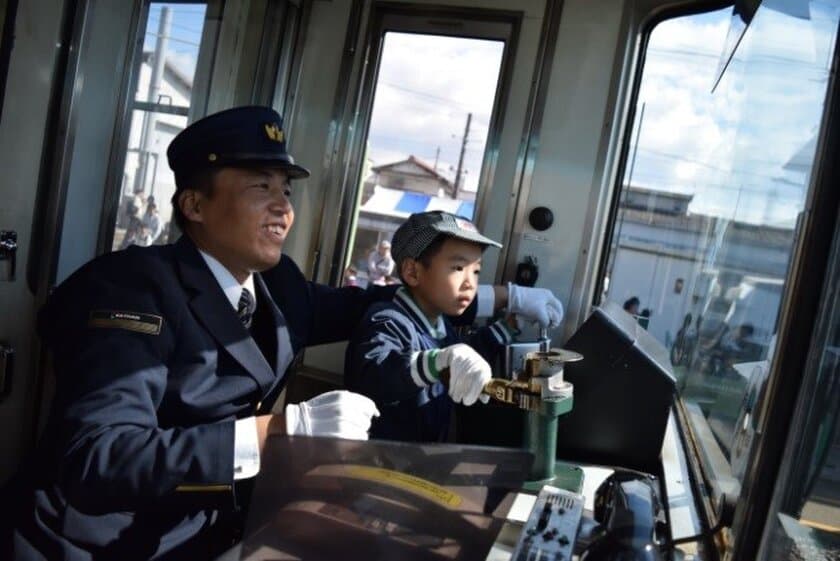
[345,211,517,442]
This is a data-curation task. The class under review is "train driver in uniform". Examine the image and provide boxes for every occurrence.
[2,105,565,560]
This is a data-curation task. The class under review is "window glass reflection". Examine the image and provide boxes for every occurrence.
[600,0,840,515]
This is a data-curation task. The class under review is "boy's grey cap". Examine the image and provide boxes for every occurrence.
[391,211,502,265]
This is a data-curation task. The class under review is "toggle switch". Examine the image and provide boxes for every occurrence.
[515,256,539,287]
[0,230,17,281]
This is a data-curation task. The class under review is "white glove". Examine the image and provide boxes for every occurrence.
[507,282,564,328]
[436,344,492,406]
[285,390,380,440]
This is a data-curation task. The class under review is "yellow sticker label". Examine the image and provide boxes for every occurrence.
[343,465,462,508]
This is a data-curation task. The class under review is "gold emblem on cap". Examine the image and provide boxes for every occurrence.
[264,123,284,143]
[208,153,217,162]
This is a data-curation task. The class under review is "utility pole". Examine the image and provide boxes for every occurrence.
[433,146,440,172]
[135,6,171,197]
[453,112,472,199]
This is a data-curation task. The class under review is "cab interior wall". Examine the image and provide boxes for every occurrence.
[0,0,68,482]
[498,0,629,342]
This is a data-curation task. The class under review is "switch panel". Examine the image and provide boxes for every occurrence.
[511,485,583,561]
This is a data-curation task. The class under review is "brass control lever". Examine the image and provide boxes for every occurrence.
[438,369,545,412]
[439,348,581,413]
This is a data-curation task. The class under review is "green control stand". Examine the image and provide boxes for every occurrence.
[522,393,583,493]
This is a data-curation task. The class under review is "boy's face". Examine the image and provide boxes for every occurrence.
[408,237,483,318]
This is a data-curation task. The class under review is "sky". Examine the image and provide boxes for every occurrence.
[627,2,838,227]
[143,3,206,78]
[142,1,840,225]
[364,33,504,194]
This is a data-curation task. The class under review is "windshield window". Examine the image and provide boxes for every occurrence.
[599,0,840,501]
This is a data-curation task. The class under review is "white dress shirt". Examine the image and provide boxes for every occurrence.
[198,250,260,480]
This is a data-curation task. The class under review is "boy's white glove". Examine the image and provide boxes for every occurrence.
[436,344,492,406]
[507,282,564,328]
[285,390,380,440]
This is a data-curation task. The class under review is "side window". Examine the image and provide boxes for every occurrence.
[110,2,209,251]
[598,0,840,543]
[342,28,506,287]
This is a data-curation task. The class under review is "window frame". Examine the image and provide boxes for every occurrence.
[95,0,221,254]
[732,13,840,559]
[269,0,312,134]
[317,2,522,286]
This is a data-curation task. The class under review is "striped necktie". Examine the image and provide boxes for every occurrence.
[237,287,255,329]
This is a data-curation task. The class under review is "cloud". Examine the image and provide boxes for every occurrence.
[366,33,504,191]
[624,5,835,226]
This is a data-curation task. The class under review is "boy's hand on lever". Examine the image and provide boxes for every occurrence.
[435,344,492,406]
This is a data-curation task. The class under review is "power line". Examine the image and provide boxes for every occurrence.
[647,45,828,72]
[144,32,200,48]
[372,90,493,135]
[380,82,486,111]
[624,170,805,201]
[648,47,720,60]
[635,147,804,182]
[372,94,469,120]
[367,128,464,148]
[155,6,207,14]
[148,17,204,36]
[368,133,456,148]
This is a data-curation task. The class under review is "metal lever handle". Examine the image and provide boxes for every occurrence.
[539,327,551,351]
[0,342,13,400]
[0,230,17,281]
[438,368,543,412]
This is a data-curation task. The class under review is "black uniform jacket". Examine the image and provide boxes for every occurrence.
[3,236,471,560]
